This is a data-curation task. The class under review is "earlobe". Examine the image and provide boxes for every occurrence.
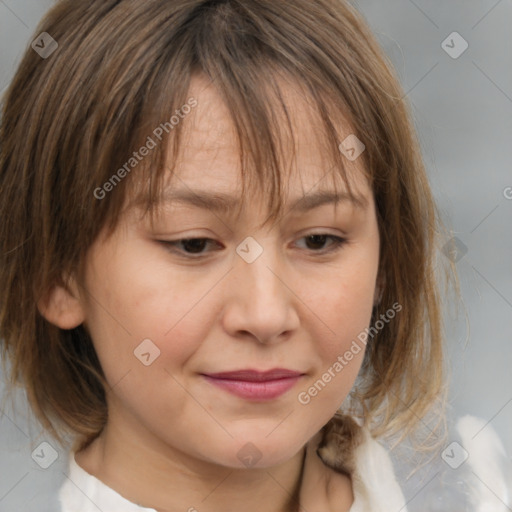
[37,277,85,330]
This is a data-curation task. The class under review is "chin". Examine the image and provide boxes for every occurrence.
[217,436,306,470]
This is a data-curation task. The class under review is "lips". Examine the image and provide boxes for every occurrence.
[203,368,303,381]
[201,368,304,400]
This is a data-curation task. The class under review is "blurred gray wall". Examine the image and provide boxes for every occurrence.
[1,0,511,510]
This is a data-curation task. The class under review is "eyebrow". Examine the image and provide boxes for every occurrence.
[156,188,369,214]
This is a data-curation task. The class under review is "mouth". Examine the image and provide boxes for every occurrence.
[200,368,305,401]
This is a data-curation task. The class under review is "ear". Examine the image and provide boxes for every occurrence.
[37,275,85,330]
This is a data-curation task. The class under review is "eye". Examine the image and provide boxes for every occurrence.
[157,234,347,258]
[295,234,347,253]
[158,238,221,256]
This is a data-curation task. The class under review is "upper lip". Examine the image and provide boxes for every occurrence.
[202,369,304,382]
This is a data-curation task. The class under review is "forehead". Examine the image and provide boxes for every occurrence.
[164,74,371,204]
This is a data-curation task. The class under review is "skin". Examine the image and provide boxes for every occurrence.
[41,74,381,512]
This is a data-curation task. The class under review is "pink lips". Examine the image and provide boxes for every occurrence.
[201,369,304,401]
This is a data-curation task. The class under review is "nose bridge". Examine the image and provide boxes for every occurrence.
[224,234,298,342]
[236,235,285,304]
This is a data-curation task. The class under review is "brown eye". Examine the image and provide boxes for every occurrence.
[157,233,346,259]
[305,234,330,250]
[179,239,210,254]
[297,234,347,253]
[158,238,221,256]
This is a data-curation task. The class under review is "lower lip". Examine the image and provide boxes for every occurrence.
[202,375,302,401]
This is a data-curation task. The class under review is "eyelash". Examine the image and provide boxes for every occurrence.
[158,234,347,258]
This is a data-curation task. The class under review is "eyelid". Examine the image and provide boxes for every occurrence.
[156,232,348,258]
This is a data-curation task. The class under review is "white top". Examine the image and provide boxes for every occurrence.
[58,426,408,511]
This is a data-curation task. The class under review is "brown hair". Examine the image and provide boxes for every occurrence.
[0,0,458,452]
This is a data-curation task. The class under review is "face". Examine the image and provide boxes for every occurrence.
[69,75,380,469]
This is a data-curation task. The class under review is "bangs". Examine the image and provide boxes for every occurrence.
[98,3,373,236]
[123,69,369,232]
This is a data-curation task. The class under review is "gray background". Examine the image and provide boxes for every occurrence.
[1,1,511,510]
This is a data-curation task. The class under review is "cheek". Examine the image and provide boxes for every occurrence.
[297,294,371,412]
[81,247,215,386]
[309,264,377,353]
[296,254,377,406]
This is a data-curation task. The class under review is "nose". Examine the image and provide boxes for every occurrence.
[221,241,300,345]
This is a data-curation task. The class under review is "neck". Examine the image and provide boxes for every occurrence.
[75,419,307,512]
